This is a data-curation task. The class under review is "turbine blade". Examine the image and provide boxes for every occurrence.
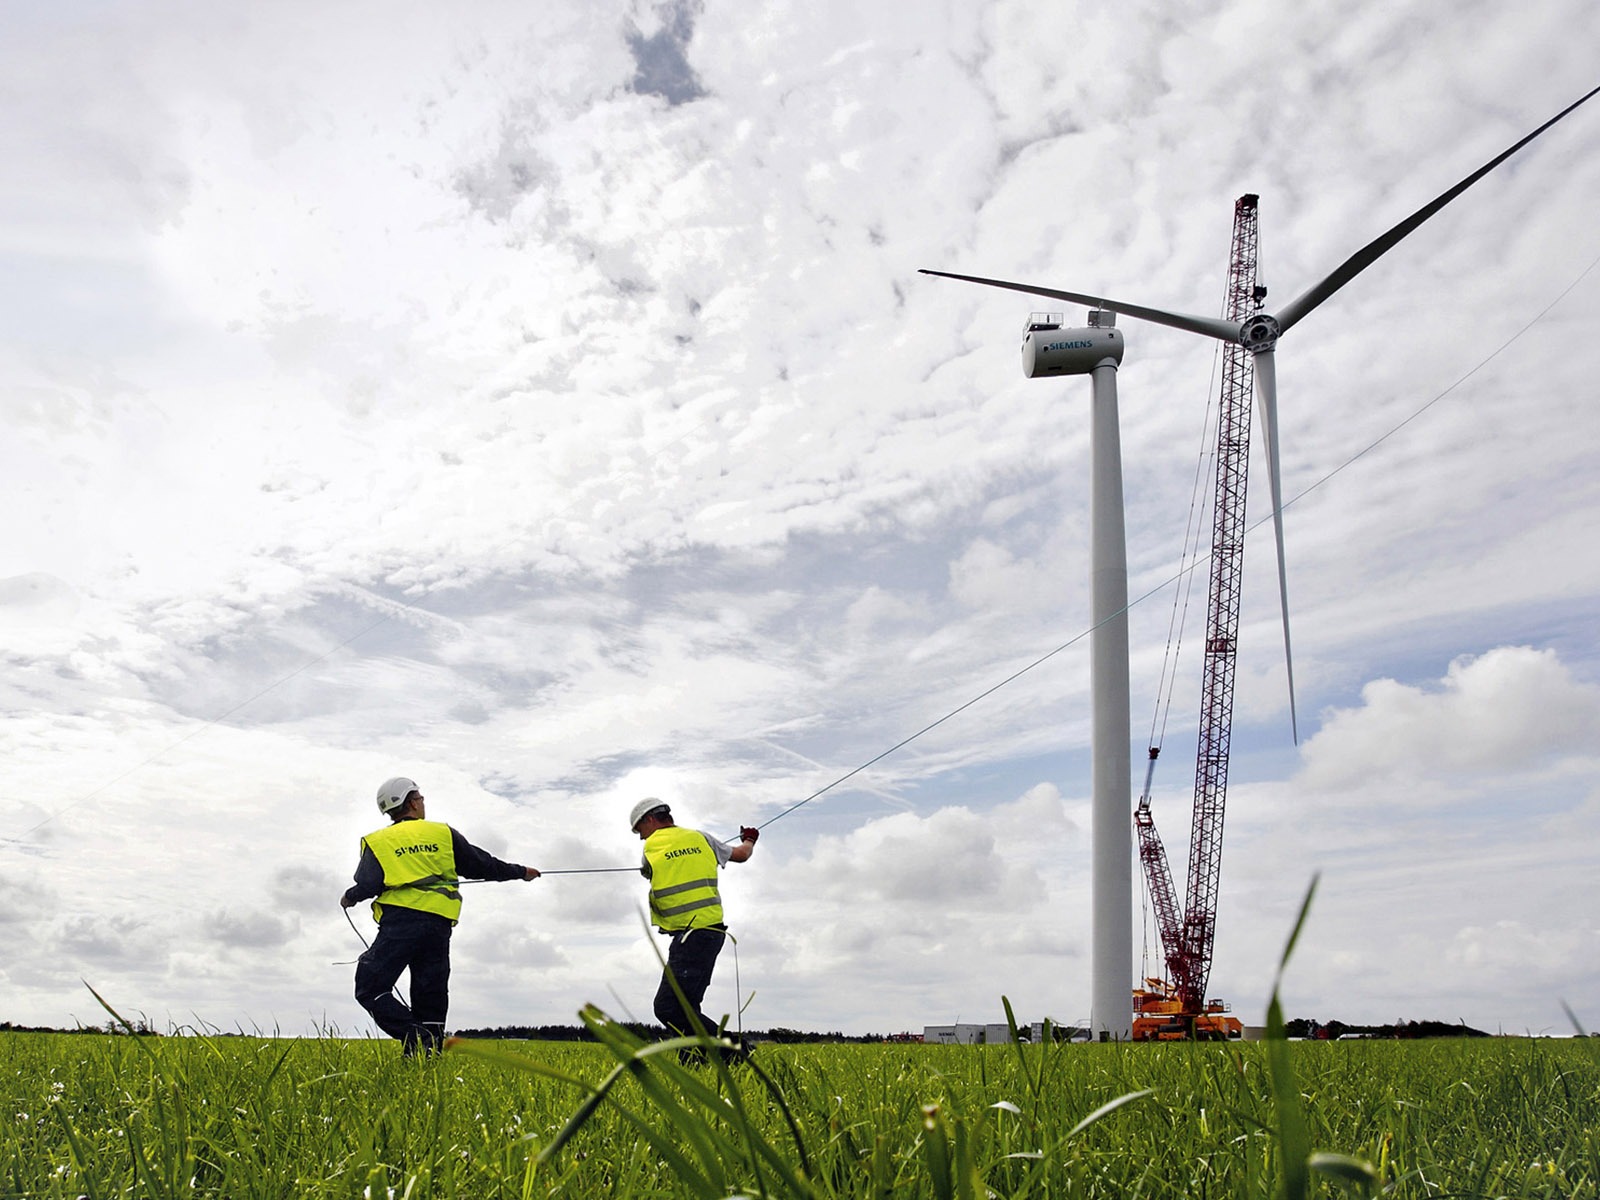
[1274,82,1600,334]
[1252,348,1299,743]
[918,269,1240,343]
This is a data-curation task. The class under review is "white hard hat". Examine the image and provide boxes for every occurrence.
[629,797,670,831]
[376,776,419,815]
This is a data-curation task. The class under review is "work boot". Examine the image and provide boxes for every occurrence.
[401,1028,443,1059]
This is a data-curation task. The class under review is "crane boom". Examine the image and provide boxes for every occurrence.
[1135,749,1184,969]
[1134,194,1260,1038]
[1181,192,1260,1005]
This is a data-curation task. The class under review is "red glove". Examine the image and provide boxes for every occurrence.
[739,826,760,844]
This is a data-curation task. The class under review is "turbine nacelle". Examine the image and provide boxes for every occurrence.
[1021,309,1125,378]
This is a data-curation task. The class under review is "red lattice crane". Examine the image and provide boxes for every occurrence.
[1132,194,1261,1041]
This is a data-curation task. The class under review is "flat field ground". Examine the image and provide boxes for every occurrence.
[2,1027,1595,1198]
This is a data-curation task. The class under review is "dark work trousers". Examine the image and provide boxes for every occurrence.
[354,906,453,1056]
[653,924,727,1040]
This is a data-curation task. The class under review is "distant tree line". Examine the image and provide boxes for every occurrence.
[0,1018,904,1042]
[451,1021,657,1043]
[0,1019,160,1036]
[1284,1017,1491,1040]
[449,1023,911,1044]
[2,1017,1524,1041]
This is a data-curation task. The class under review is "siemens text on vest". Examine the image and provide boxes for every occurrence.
[662,845,705,860]
[392,843,441,856]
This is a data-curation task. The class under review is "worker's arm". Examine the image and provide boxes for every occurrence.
[451,827,541,881]
[339,845,384,908]
[728,826,759,864]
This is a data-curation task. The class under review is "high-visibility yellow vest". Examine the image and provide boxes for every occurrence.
[362,819,462,923]
[643,826,723,931]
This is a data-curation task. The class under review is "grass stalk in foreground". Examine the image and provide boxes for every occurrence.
[1262,875,1384,1199]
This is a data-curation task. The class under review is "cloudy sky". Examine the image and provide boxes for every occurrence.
[4,0,1598,1040]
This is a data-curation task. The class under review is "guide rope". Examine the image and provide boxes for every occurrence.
[300,243,1600,915]
[1135,265,1235,978]
[1144,338,1225,771]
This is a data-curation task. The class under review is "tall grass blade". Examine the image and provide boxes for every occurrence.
[1265,877,1318,1200]
[1067,1089,1153,1139]
[921,1106,955,1200]
[1309,1151,1381,1192]
[1000,995,1047,1104]
[1561,1000,1589,1037]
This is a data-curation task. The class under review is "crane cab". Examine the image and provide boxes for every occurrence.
[1132,979,1244,1042]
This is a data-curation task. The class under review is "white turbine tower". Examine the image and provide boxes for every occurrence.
[922,84,1599,1041]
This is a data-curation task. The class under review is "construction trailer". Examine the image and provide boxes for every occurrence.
[922,1024,984,1044]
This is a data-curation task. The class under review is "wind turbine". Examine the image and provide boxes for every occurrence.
[921,84,1599,1040]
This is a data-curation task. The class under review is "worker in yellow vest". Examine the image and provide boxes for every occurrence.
[341,776,541,1056]
[631,798,759,1056]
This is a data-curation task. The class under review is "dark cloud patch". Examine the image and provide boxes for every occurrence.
[0,873,57,928]
[204,910,298,948]
[58,915,166,966]
[470,928,568,969]
[450,699,492,724]
[455,121,547,222]
[137,587,545,728]
[625,0,707,106]
[270,866,337,914]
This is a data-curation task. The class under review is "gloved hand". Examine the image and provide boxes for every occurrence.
[739,826,760,844]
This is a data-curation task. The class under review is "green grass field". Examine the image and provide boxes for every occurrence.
[3,1014,1595,1199]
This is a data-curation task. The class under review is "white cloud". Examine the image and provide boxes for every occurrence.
[1300,647,1600,788]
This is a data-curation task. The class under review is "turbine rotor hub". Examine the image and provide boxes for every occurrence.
[1239,313,1280,352]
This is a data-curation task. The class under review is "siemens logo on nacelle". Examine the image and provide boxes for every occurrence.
[1020,310,1124,379]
